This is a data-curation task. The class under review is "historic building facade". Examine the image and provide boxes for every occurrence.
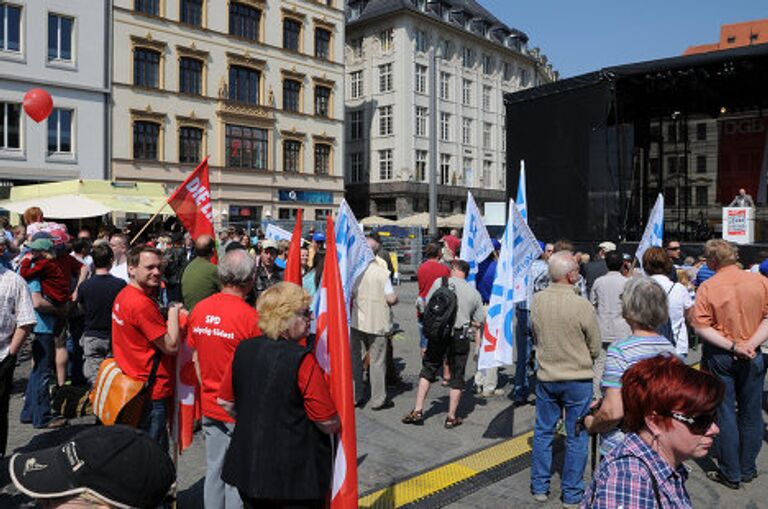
[0,0,109,186]
[112,0,345,226]
[344,0,557,219]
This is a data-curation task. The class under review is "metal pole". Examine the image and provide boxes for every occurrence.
[428,47,438,238]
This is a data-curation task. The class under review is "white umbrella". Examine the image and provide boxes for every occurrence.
[360,215,396,226]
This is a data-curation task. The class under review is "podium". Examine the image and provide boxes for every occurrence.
[722,207,754,244]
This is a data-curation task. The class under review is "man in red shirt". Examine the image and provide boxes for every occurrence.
[112,245,181,451]
[188,249,261,509]
[416,243,451,354]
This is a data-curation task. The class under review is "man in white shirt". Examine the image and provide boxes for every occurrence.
[108,233,129,283]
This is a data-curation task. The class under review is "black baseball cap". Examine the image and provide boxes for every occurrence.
[10,425,175,508]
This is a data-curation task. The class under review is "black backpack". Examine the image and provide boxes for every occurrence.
[422,277,458,343]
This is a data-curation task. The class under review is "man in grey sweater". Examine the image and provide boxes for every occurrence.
[530,251,601,507]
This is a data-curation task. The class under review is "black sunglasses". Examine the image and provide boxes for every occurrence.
[298,308,313,319]
[669,411,717,435]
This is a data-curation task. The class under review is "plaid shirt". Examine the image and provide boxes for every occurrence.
[0,266,36,361]
[582,433,691,508]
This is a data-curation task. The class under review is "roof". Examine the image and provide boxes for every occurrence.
[347,0,529,43]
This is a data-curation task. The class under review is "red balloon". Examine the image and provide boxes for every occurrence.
[23,88,53,123]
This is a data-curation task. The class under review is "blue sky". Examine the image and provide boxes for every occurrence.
[481,1,768,78]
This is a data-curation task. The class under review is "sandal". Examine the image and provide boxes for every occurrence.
[444,416,463,429]
[402,409,424,425]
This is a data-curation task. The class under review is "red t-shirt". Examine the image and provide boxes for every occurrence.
[111,285,173,400]
[218,351,337,422]
[417,260,451,298]
[187,293,261,423]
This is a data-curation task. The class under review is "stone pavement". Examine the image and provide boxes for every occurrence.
[1,281,767,508]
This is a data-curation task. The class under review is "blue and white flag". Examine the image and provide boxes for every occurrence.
[333,199,374,306]
[479,199,542,369]
[265,223,292,242]
[460,191,495,283]
[635,193,664,267]
[516,161,527,223]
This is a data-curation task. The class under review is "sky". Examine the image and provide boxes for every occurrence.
[480,0,768,78]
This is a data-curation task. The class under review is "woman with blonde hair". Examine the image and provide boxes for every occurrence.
[218,282,339,508]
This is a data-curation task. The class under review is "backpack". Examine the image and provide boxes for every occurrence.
[422,277,458,343]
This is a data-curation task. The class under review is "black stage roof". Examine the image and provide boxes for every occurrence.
[504,43,768,243]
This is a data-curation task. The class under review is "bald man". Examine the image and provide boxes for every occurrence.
[181,235,221,311]
[729,188,755,208]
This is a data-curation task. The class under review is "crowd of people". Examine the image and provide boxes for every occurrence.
[2,204,768,507]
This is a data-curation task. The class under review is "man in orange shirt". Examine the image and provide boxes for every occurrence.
[691,239,768,490]
[188,249,261,509]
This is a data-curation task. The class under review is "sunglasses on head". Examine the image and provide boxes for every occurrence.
[669,411,717,435]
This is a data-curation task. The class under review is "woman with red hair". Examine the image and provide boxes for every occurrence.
[583,354,723,508]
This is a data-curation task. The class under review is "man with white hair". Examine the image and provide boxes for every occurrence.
[582,241,615,296]
[530,251,601,506]
[188,249,262,509]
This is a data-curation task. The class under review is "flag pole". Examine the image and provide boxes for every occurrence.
[129,202,169,245]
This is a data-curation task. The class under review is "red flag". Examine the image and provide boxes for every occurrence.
[168,157,216,261]
[285,209,303,285]
[315,217,358,508]
[174,311,197,454]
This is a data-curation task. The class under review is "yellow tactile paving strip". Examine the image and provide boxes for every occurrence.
[358,430,534,508]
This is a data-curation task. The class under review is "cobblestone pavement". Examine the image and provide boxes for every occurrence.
[1,281,767,508]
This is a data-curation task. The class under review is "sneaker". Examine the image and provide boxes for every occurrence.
[706,470,739,490]
[371,400,395,411]
[562,503,579,509]
[481,388,505,397]
[532,493,548,502]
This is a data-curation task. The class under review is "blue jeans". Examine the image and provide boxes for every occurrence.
[531,380,592,504]
[514,307,533,402]
[140,398,170,452]
[20,333,55,428]
[704,344,766,482]
[203,417,242,509]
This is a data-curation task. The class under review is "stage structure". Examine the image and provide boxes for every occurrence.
[505,44,768,242]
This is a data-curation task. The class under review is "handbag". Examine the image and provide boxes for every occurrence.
[89,352,162,427]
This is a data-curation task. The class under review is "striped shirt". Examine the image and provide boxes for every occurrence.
[582,432,691,509]
[600,334,675,454]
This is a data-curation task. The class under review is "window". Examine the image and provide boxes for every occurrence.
[463,157,473,186]
[727,36,735,44]
[696,122,706,141]
[750,33,758,43]
[229,65,260,104]
[283,19,301,51]
[350,152,363,182]
[440,112,450,141]
[48,14,73,62]
[415,150,427,181]
[483,160,492,185]
[439,72,450,100]
[283,139,301,173]
[180,0,203,26]
[283,79,301,112]
[503,62,514,81]
[380,28,393,52]
[415,29,428,52]
[349,38,363,58]
[179,126,202,163]
[696,186,708,206]
[229,2,261,41]
[226,124,268,169]
[439,38,453,59]
[133,121,160,160]
[315,28,331,60]
[47,108,73,154]
[134,48,160,88]
[0,4,21,52]
[483,122,492,148]
[667,156,677,174]
[649,157,659,175]
[315,209,332,221]
[696,155,706,173]
[179,57,203,95]
[520,68,529,87]
[482,54,493,75]
[667,124,677,143]
[0,102,21,149]
[135,0,159,16]
[349,110,362,140]
[462,117,472,144]
[314,143,331,175]
[314,85,330,117]
[415,64,427,93]
[462,79,472,106]
[482,86,492,110]
[350,70,363,98]
[415,106,427,136]
[462,46,474,68]
[279,208,299,220]
[379,63,392,92]
[379,149,392,180]
[501,125,506,151]
[439,154,450,185]
[665,186,676,206]
[379,105,392,136]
